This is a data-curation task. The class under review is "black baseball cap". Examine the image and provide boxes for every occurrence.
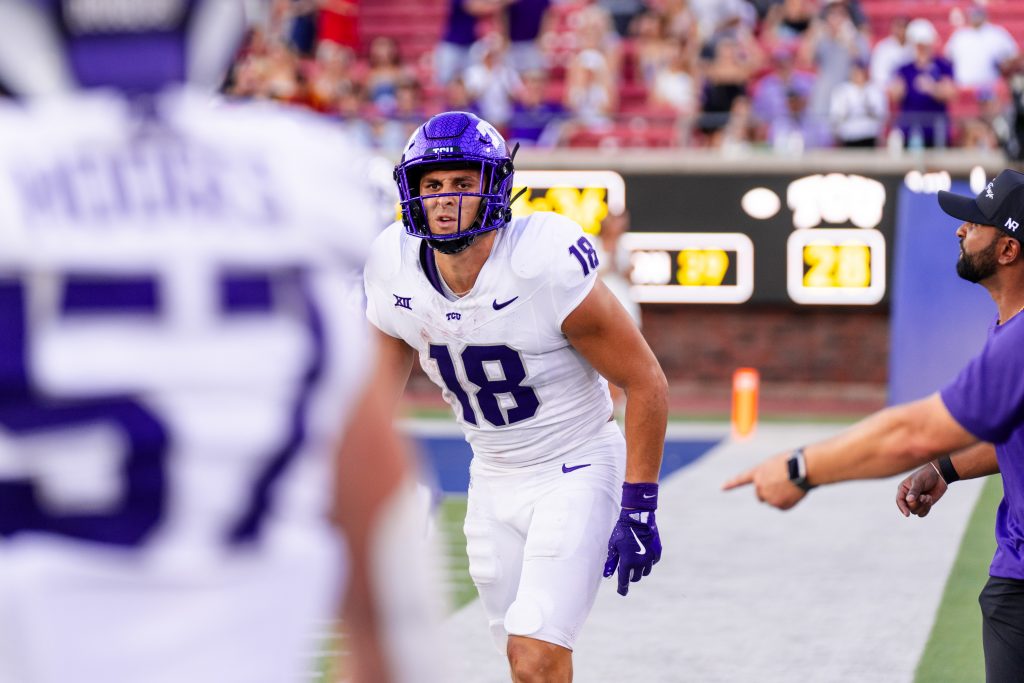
[938,169,1024,239]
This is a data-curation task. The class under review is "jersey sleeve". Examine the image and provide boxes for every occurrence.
[513,212,601,327]
[363,222,405,338]
[940,320,1024,444]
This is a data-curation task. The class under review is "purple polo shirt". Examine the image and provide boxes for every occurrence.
[941,313,1024,580]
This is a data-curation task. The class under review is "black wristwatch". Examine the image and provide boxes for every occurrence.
[787,447,815,492]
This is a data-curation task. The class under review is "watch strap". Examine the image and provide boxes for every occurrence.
[787,447,815,492]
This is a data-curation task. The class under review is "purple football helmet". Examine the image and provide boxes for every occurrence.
[0,0,248,96]
[395,111,517,254]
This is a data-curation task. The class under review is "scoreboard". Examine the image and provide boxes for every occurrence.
[512,169,901,306]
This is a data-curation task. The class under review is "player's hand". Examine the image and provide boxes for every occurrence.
[722,452,808,510]
[896,463,947,518]
[603,508,661,596]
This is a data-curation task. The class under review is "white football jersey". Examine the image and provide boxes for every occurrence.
[0,89,377,682]
[365,212,614,467]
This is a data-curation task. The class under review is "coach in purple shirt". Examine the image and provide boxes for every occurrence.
[725,168,1024,682]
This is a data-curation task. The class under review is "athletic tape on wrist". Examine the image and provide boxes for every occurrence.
[621,482,658,510]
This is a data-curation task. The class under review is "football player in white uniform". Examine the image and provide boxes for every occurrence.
[0,2,442,682]
[364,111,668,681]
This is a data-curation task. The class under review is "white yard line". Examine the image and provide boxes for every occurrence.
[444,424,985,682]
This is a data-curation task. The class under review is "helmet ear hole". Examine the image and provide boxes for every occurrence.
[409,200,428,234]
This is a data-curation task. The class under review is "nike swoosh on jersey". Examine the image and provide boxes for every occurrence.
[561,463,591,473]
[492,296,518,310]
[631,528,647,555]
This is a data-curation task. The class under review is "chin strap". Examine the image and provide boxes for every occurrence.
[427,234,476,254]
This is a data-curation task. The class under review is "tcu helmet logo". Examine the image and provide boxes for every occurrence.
[1006,217,1020,232]
[476,120,503,149]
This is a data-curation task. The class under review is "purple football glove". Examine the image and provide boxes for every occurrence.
[603,483,662,596]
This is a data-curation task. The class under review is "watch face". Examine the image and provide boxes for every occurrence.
[787,455,801,482]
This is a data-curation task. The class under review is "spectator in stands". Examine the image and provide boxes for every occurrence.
[275,0,318,57]
[332,81,376,147]
[629,10,673,87]
[317,0,359,53]
[464,33,523,126]
[718,95,759,152]
[697,33,761,145]
[435,0,506,86]
[829,59,887,147]
[507,69,567,146]
[307,40,355,112]
[599,0,646,37]
[689,0,755,47]
[890,18,956,148]
[508,0,551,75]
[565,48,618,131]
[442,75,481,114]
[442,76,481,115]
[944,5,1020,89]
[752,44,817,147]
[649,39,699,118]
[803,1,870,147]
[821,0,867,30]
[376,78,427,150]
[960,116,1000,150]
[870,16,912,88]
[259,39,306,103]
[574,1,623,79]
[365,36,409,114]
[660,0,699,45]
[974,87,1013,151]
[1008,57,1024,161]
[762,0,816,46]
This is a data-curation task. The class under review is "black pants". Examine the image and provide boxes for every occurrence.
[979,576,1024,682]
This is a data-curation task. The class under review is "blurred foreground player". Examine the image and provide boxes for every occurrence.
[364,111,668,681]
[724,169,1024,682]
[0,2,441,682]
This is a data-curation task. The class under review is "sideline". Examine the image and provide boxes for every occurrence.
[445,424,985,682]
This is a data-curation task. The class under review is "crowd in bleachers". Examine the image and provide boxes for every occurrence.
[226,0,1024,153]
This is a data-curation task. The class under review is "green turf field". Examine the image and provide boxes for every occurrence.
[915,475,1002,683]
[439,495,476,610]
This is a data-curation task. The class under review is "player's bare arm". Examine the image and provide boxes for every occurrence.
[374,328,417,410]
[562,279,668,484]
[334,342,444,682]
[896,441,999,518]
[563,278,668,595]
[723,393,978,510]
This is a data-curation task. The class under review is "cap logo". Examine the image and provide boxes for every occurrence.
[1005,217,1019,232]
[985,182,995,199]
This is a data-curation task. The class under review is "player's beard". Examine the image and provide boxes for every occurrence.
[956,238,1000,283]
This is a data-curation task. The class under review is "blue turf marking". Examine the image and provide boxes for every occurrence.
[414,436,720,494]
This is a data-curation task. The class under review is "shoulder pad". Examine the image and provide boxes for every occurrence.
[365,222,408,283]
[508,212,587,280]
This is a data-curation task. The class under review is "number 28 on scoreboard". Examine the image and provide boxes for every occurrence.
[786,228,886,305]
